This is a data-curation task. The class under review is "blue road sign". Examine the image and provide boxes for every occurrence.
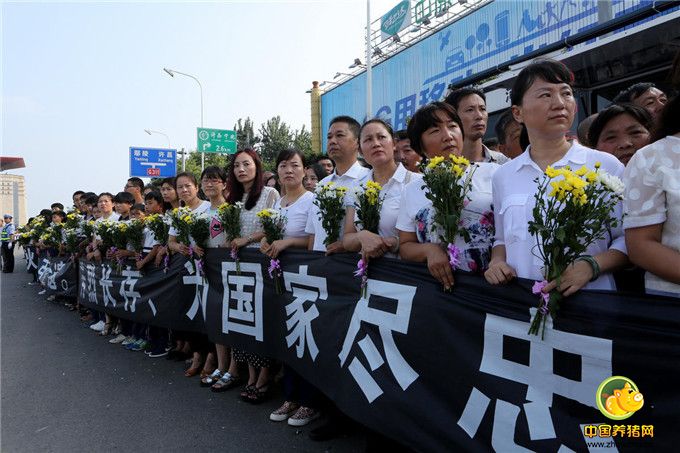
[129,147,177,178]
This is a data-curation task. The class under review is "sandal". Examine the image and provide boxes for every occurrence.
[246,384,271,404]
[200,367,216,380]
[211,373,242,393]
[200,369,222,387]
[99,322,112,336]
[239,384,257,401]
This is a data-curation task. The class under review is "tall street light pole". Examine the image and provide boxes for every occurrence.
[366,0,372,118]
[163,67,205,171]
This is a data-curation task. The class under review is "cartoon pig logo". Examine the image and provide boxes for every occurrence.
[596,376,644,420]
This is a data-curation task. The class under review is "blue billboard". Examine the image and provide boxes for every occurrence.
[320,0,677,149]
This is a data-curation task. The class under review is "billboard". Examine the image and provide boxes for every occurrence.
[320,0,678,148]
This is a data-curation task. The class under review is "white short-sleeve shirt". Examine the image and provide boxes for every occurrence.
[623,135,680,295]
[492,141,626,289]
[305,161,371,252]
[274,190,314,238]
[396,162,498,273]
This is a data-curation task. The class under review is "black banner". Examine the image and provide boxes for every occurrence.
[25,245,39,274]
[35,252,78,297]
[75,248,679,452]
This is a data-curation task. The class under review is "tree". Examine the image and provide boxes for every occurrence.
[292,124,313,155]
[178,150,230,177]
[258,116,292,165]
[234,117,260,151]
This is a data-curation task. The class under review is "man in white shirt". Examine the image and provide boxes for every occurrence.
[305,116,370,253]
[445,87,510,164]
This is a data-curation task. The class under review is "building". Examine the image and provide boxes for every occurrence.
[0,174,27,226]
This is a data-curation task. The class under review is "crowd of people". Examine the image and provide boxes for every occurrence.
[12,57,680,445]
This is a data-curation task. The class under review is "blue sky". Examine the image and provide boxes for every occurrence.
[2,0,393,216]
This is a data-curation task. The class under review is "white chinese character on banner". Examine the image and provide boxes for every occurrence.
[119,266,142,312]
[159,151,165,158]
[183,261,209,320]
[167,151,173,158]
[99,264,116,307]
[86,262,98,304]
[457,312,613,451]
[142,150,149,157]
[338,279,419,403]
[221,262,263,341]
[134,150,141,157]
[26,248,37,271]
[37,259,52,286]
[282,265,327,361]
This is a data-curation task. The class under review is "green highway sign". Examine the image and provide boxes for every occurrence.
[197,127,237,154]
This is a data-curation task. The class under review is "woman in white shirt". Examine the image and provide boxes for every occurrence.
[485,59,628,294]
[623,84,680,296]
[262,149,320,426]
[166,172,211,378]
[261,149,313,257]
[344,119,418,259]
[396,102,499,290]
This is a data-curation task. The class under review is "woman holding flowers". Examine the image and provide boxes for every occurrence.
[396,102,499,290]
[262,149,320,426]
[485,60,628,308]
[209,149,279,400]
[343,119,418,260]
[167,172,211,377]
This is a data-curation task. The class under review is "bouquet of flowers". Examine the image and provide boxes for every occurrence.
[95,220,116,252]
[145,213,171,271]
[63,228,80,257]
[313,182,348,246]
[421,154,476,289]
[188,212,211,276]
[145,214,170,244]
[16,229,32,247]
[527,163,624,338]
[64,211,82,230]
[126,218,146,257]
[352,180,384,298]
[168,207,193,246]
[28,216,48,243]
[110,222,130,271]
[79,218,97,241]
[217,202,243,274]
[257,208,287,294]
[45,224,64,250]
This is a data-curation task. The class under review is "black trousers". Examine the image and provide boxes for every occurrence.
[1,243,14,273]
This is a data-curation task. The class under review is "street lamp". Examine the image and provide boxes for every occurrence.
[334,72,353,79]
[349,58,365,69]
[144,128,171,148]
[145,129,186,171]
[319,80,340,88]
[163,67,205,171]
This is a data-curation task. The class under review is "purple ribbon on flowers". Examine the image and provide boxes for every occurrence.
[447,243,461,270]
[354,258,367,278]
[196,258,203,276]
[532,280,550,314]
[268,258,281,279]
[230,247,238,260]
[354,258,369,297]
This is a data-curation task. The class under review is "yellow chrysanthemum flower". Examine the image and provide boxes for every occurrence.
[426,156,445,169]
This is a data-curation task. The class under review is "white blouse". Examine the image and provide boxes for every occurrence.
[240,186,280,248]
[396,162,498,273]
[492,142,626,289]
[623,135,680,295]
[274,190,314,238]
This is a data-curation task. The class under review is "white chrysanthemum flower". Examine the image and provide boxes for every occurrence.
[596,172,625,195]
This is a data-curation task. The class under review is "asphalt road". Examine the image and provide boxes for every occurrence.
[0,255,365,453]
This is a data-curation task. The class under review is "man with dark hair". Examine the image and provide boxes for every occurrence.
[445,87,509,164]
[125,177,145,204]
[72,190,85,211]
[50,202,64,212]
[393,129,421,172]
[493,110,524,160]
[113,192,135,220]
[613,82,667,121]
[576,113,599,147]
[315,156,335,176]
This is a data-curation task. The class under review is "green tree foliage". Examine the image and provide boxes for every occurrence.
[258,116,292,164]
[234,117,261,151]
